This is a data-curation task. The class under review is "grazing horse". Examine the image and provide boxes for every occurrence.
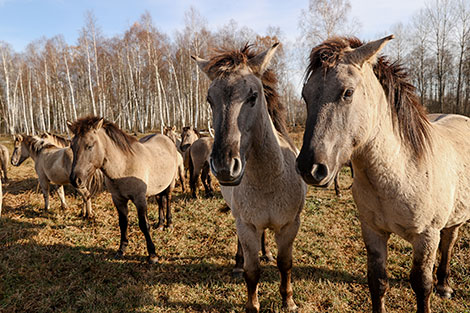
[0,144,9,182]
[11,134,102,217]
[296,35,470,313]
[68,116,179,264]
[193,43,306,312]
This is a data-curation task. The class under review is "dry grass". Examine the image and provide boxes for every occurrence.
[0,132,469,313]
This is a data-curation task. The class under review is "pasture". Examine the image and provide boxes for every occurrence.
[0,131,469,313]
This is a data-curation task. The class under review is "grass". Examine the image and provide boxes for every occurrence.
[0,132,469,312]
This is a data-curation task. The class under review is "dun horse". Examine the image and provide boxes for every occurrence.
[296,35,470,313]
[68,116,179,263]
[11,134,102,217]
[193,44,306,312]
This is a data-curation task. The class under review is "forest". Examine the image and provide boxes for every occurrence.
[0,0,469,135]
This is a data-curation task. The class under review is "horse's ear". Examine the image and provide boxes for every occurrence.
[16,134,23,142]
[191,55,211,79]
[248,42,280,75]
[347,35,394,66]
[94,118,104,131]
[66,121,74,133]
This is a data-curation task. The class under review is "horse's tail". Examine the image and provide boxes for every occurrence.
[87,169,105,197]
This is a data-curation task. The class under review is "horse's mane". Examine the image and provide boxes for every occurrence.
[21,135,57,155]
[305,37,430,158]
[70,116,137,154]
[203,44,293,148]
[39,132,71,147]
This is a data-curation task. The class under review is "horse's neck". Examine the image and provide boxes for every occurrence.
[353,102,421,193]
[100,133,135,179]
[244,110,285,184]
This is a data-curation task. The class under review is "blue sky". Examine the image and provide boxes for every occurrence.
[0,0,428,52]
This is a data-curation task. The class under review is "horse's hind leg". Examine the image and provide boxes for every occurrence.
[189,159,200,198]
[275,218,300,311]
[134,195,158,264]
[261,230,275,262]
[38,178,50,211]
[111,194,130,259]
[165,186,173,228]
[155,194,165,231]
[201,162,213,198]
[237,222,262,313]
[56,185,69,211]
[410,229,440,313]
[361,222,390,313]
[1,158,8,183]
[436,225,460,298]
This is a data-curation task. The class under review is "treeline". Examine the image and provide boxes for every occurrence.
[0,0,469,135]
[0,9,302,135]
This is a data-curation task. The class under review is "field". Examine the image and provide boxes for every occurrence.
[0,131,469,313]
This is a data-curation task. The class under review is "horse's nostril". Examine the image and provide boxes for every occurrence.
[76,177,82,186]
[312,163,328,182]
[232,158,241,175]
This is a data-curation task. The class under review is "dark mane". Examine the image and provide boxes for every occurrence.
[71,116,137,154]
[305,37,431,157]
[204,44,293,147]
[22,135,57,155]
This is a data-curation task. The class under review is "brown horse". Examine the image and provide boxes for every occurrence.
[68,116,179,264]
[193,43,306,312]
[0,144,9,183]
[296,35,470,313]
[11,134,103,218]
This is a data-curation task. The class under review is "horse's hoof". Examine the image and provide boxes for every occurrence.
[261,254,275,263]
[283,300,298,311]
[232,268,244,280]
[165,224,174,230]
[114,251,124,259]
[148,255,159,264]
[436,285,453,299]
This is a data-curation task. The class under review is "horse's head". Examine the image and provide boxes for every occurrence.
[180,126,199,152]
[163,126,179,145]
[192,43,279,186]
[11,134,29,166]
[296,35,394,186]
[67,118,105,188]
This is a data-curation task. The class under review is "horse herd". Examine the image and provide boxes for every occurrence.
[2,35,470,313]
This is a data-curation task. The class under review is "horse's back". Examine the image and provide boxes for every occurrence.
[190,137,213,165]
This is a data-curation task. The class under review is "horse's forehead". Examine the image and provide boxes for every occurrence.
[209,73,255,100]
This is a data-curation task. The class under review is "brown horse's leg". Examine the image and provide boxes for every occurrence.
[436,225,460,298]
[233,236,244,278]
[112,195,130,258]
[201,162,213,197]
[275,218,300,311]
[189,153,198,198]
[410,229,440,313]
[334,172,342,197]
[179,164,186,193]
[361,223,390,313]
[261,230,275,262]
[155,194,165,231]
[238,223,262,313]
[134,195,158,264]
[165,187,173,228]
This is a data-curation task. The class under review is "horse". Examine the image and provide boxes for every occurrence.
[296,35,470,313]
[162,127,186,192]
[67,116,179,264]
[193,43,306,312]
[11,134,103,218]
[0,144,9,183]
[39,132,71,147]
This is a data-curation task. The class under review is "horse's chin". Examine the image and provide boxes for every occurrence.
[217,172,245,186]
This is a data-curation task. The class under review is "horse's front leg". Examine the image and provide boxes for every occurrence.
[77,187,93,219]
[275,217,300,311]
[237,221,262,313]
[111,194,129,259]
[165,187,173,228]
[155,194,165,231]
[410,228,440,313]
[233,236,244,278]
[56,185,69,210]
[134,195,158,264]
[38,177,50,211]
[436,225,460,298]
[361,222,390,313]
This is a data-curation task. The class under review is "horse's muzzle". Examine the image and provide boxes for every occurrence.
[210,157,244,186]
[296,157,331,186]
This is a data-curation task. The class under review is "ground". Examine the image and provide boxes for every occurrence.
[0,131,469,313]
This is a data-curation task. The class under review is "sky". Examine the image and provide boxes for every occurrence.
[0,0,429,53]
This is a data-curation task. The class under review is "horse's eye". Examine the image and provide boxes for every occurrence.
[86,145,93,151]
[343,89,354,101]
[247,92,258,106]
